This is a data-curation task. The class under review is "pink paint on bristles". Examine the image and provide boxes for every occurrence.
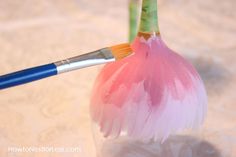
[90,35,207,142]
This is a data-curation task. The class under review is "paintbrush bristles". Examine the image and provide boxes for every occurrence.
[109,43,133,60]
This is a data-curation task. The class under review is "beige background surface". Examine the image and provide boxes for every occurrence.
[0,0,235,157]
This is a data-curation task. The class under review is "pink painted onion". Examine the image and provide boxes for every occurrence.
[90,0,207,142]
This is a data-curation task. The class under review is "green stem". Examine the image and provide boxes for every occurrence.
[138,0,159,34]
[129,0,139,42]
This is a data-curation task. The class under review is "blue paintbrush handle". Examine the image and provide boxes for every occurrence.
[0,63,57,89]
[0,46,117,90]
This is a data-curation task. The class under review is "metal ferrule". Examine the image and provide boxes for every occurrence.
[54,48,115,74]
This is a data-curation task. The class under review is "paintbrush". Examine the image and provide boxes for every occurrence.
[0,43,132,89]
